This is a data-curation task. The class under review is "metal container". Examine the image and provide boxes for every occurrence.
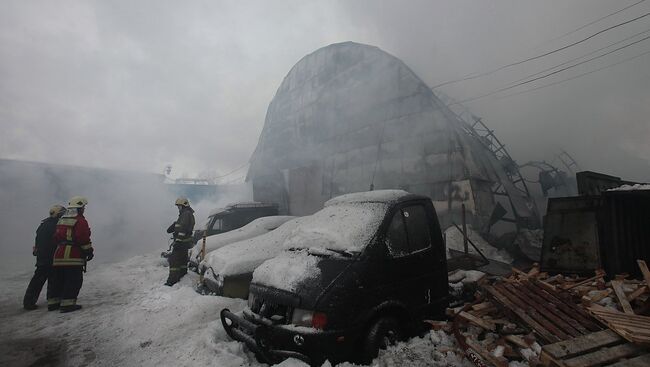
[541,190,650,277]
[598,190,650,278]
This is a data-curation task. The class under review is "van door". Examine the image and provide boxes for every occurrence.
[381,202,440,312]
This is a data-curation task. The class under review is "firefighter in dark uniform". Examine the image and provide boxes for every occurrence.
[23,204,66,310]
[165,197,195,286]
[49,196,94,313]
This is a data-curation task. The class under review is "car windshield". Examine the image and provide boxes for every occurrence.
[283,202,387,253]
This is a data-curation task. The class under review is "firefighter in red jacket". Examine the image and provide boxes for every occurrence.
[48,196,93,313]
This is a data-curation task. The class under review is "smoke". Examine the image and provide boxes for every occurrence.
[3,1,647,183]
[190,183,254,231]
[0,159,252,276]
[334,0,650,182]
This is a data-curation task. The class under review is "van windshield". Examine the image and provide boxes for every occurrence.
[283,202,387,253]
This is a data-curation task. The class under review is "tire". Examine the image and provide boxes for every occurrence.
[359,317,402,364]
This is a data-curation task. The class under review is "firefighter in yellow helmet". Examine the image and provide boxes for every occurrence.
[23,204,66,310]
[165,197,195,286]
[49,196,93,313]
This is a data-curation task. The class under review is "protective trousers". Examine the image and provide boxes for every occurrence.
[23,265,53,307]
[166,247,189,285]
[49,266,84,307]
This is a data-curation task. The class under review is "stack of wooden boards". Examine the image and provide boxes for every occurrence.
[445,260,650,367]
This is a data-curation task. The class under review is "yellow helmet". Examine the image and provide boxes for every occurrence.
[49,205,66,217]
[68,196,89,208]
[175,197,190,207]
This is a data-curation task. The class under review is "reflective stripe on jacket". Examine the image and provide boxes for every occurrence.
[173,207,195,244]
[52,214,92,267]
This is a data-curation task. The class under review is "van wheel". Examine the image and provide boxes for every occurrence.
[360,317,402,363]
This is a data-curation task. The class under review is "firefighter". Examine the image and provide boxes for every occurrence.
[48,196,93,313]
[23,204,66,310]
[165,197,195,286]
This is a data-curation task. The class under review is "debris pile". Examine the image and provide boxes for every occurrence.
[438,260,650,366]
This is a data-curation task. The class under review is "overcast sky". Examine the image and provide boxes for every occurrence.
[1,0,649,181]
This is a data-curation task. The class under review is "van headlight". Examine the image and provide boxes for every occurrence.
[291,308,328,329]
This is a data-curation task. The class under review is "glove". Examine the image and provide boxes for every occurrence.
[85,250,94,261]
[166,222,176,234]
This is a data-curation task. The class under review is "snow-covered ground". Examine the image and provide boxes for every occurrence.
[0,254,476,367]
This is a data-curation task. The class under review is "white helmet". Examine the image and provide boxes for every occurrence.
[49,205,66,217]
[175,197,190,207]
[68,196,88,208]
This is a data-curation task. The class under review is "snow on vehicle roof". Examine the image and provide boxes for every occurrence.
[201,217,307,277]
[324,189,411,207]
[608,184,650,191]
[202,200,388,277]
[190,216,296,261]
[283,202,387,253]
[208,202,278,216]
[253,250,320,292]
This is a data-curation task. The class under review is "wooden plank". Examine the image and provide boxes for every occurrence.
[465,338,508,367]
[588,305,650,322]
[504,334,529,349]
[458,311,496,331]
[528,264,540,278]
[627,285,648,302]
[589,311,650,324]
[471,301,494,312]
[497,283,570,340]
[531,280,596,317]
[607,353,650,367]
[520,281,589,336]
[563,272,605,291]
[528,280,603,332]
[637,260,650,286]
[563,343,640,367]
[503,283,580,338]
[612,280,635,314]
[594,312,650,327]
[541,330,622,359]
[485,285,559,343]
[598,319,650,331]
[584,289,613,303]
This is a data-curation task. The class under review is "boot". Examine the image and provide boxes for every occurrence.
[60,304,82,313]
[48,304,60,311]
[23,304,37,311]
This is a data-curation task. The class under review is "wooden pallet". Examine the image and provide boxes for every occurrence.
[589,305,650,347]
[484,279,603,343]
[541,329,650,367]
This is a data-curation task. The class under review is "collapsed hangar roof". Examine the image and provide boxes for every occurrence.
[248,41,531,228]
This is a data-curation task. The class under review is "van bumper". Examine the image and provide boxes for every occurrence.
[220,308,356,365]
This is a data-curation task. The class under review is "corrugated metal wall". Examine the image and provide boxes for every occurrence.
[599,191,650,278]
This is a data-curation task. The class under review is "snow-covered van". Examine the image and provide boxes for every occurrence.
[198,216,306,298]
[221,190,450,364]
[188,215,295,271]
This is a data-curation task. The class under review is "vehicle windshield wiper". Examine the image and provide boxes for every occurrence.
[288,247,355,258]
[323,248,354,257]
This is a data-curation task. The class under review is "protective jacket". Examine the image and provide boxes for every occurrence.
[52,211,93,267]
[34,216,59,266]
[167,206,195,250]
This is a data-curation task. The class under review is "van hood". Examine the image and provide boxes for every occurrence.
[251,249,352,308]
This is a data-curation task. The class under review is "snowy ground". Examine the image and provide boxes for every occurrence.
[0,254,474,367]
